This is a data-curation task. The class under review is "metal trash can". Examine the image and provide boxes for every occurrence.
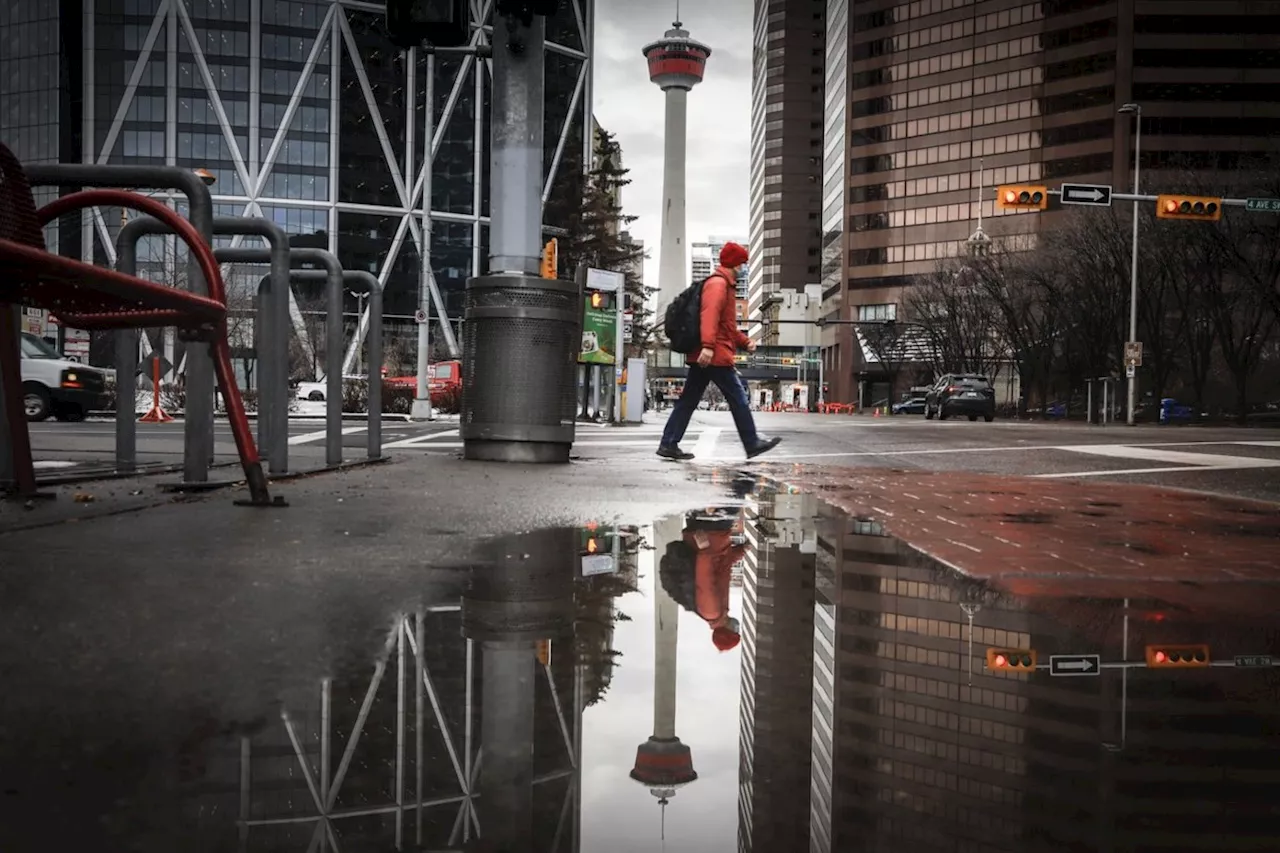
[461,272,580,462]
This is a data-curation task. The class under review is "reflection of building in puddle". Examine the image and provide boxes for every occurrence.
[738,489,818,853]
[181,526,638,852]
[797,508,1280,853]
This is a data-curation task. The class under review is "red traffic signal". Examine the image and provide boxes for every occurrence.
[996,185,1048,211]
[987,648,1037,671]
[1156,195,1222,222]
[1145,644,1210,668]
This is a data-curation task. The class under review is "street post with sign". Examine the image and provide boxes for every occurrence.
[583,268,625,422]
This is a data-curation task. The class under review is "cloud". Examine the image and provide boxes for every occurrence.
[593,0,752,289]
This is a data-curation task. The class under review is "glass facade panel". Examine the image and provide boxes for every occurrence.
[0,0,590,370]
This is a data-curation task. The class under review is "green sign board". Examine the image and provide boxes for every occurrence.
[1245,198,1280,213]
[580,298,617,365]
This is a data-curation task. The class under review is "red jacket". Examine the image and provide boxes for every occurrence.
[687,265,751,367]
[684,528,745,628]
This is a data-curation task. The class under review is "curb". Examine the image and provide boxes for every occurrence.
[90,411,416,422]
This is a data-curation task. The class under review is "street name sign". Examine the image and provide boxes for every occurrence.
[1049,654,1101,676]
[1245,198,1280,213]
[1234,654,1274,668]
[1061,183,1112,206]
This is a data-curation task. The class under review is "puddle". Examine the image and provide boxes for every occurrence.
[2,482,1280,851]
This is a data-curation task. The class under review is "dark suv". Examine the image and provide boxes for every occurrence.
[925,374,996,422]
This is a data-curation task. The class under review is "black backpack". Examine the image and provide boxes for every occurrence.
[659,539,700,615]
[663,277,706,354]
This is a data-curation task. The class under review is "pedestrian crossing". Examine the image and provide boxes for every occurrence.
[376,422,722,456]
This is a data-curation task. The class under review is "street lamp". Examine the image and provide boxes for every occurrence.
[1118,102,1141,425]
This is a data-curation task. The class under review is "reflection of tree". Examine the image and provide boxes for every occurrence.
[574,529,641,708]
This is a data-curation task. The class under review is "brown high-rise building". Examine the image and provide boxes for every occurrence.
[747,0,827,345]
[824,0,1280,405]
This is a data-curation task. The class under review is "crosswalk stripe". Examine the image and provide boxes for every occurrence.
[382,429,459,449]
[289,425,366,445]
[1053,444,1280,469]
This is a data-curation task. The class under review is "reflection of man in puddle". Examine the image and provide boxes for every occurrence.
[659,509,745,652]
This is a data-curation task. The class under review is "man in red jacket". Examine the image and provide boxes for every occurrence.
[658,242,781,460]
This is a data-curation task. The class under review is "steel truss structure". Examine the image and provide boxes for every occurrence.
[74,0,593,375]
[237,609,582,851]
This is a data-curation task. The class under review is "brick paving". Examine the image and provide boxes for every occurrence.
[762,465,1280,586]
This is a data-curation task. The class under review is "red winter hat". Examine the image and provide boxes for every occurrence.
[711,626,741,652]
[719,242,748,267]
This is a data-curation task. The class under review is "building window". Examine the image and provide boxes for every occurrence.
[858,304,897,322]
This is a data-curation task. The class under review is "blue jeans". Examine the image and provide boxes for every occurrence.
[660,365,760,448]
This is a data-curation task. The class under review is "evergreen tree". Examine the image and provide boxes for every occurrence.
[555,128,654,358]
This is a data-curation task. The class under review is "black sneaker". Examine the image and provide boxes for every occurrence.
[657,444,695,460]
[744,436,782,459]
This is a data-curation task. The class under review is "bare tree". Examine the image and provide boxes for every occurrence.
[293,293,328,380]
[907,260,1004,382]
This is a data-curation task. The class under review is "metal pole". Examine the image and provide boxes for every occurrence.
[489,14,544,275]
[415,53,435,417]
[0,306,17,488]
[289,249,345,466]
[113,237,141,471]
[613,291,624,423]
[1087,379,1094,425]
[1127,109,1141,426]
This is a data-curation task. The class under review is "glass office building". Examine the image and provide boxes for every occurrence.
[0,0,593,368]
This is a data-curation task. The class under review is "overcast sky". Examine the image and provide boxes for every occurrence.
[592,0,753,287]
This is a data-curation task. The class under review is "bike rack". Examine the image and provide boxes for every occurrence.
[119,216,292,474]
[0,145,276,505]
[21,161,218,484]
[289,268,384,461]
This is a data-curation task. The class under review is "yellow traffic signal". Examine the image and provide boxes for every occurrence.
[1156,195,1222,222]
[996,185,1048,210]
[536,639,552,666]
[541,237,558,278]
[986,648,1037,671]
[1145,644,1210,668]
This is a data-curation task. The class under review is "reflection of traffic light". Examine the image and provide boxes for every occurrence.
[580,525,613,555]
[996,185,1048,210]
[588,290,612,311]
[1145,644,1210,668]
[986,648,1037,671]
[384,0,470,48]
[541,237,558,278]
[1156,195,1222,222]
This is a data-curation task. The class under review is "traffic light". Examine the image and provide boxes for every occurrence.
[1145,644,1210,668]
[996,185,1048,211]
[588,290,613,311]
[1156,195,1222,222]
[536,639,552,666]
[384,0,470,49]
[541,237,558,279]
[986,648,1037,671]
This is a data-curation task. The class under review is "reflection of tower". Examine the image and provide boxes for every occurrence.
[643,19,711,315]
[631,516,697,830]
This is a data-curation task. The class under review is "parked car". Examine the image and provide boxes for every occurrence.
[892,396,927,415]
[925,373,996,422]
[19,332,109,422]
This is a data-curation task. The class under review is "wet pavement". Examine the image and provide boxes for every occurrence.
[2,470,1279,852]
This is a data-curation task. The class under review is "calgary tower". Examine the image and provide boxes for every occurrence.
[642,13,711,315]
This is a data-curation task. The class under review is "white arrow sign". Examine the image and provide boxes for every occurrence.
[1050,654,1101,676]
[1060,183,1113,206]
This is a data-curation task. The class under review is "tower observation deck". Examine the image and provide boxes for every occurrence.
[643,22,711,91]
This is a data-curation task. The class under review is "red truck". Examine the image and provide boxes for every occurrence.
[383,360,461,404]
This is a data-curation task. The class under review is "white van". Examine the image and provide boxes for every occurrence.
[18,332,110,422]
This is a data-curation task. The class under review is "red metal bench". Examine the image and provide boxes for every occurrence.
[0,143,273,504]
